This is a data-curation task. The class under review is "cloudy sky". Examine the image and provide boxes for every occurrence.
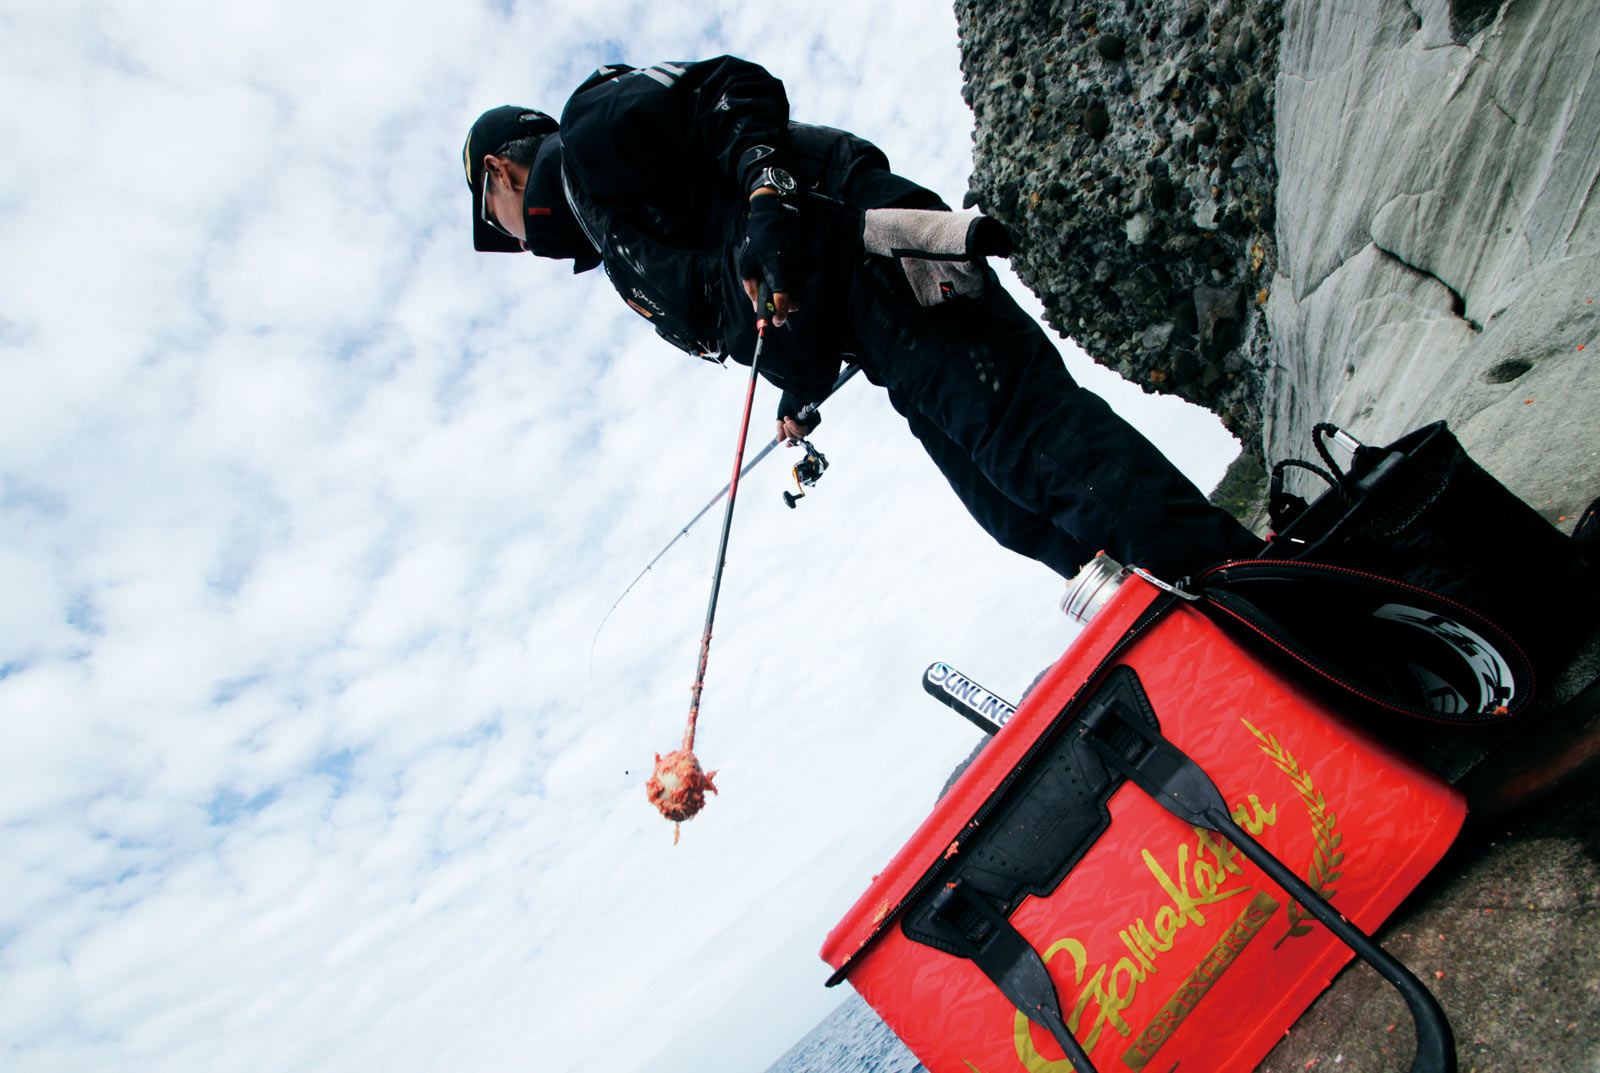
[0,2,1244,1071]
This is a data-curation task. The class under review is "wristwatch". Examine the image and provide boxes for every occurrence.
[752,166,797,197]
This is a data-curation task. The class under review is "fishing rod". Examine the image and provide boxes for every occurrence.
[643,295,774,840]
[587,362,861,693]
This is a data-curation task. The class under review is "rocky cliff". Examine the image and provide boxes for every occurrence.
[958,0,1599,529]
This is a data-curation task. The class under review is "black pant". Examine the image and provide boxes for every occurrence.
[846,258,1261,580]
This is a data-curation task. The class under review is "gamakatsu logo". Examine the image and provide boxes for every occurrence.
[927,663,1016,726]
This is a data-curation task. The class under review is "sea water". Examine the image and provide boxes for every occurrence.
[762,994,926,1073]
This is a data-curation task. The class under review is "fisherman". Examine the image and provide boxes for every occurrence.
[464,56,1260,582]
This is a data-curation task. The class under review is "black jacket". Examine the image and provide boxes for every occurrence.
[549,56,941,408]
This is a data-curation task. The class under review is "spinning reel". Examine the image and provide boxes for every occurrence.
[782,439,830,508]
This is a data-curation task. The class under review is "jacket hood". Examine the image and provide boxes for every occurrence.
[523,135,601,273]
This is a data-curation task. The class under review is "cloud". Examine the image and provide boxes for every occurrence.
[0,3,1244,1072]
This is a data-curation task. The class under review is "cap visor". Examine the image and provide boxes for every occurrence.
[474,216,526,253]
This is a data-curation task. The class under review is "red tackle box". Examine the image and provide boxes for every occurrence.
[821,569,1465,1073]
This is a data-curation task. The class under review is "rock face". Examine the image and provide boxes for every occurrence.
[1268,0,1600,526]
[959,0,1600,528]
[956,0,1284,440]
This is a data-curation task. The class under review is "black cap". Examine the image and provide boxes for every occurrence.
[464,105,558,253]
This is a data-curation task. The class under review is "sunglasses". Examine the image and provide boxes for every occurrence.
[481,165,517,240]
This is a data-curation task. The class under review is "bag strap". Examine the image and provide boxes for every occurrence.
[1267,422,1361,530]
[1270,423,1407,531]
[1192,560,1535,724]
[1311,422,1357,491]
[1268,458,1341,529]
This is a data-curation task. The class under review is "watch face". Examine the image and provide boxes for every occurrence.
[764,167,796,194]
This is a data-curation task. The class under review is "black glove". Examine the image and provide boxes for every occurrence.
[777,410,821,437]
[776,390,821,433]
[737,193,798,298]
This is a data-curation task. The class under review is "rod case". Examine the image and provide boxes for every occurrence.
[1261,421,1598,680]
[822,571,1465,1073]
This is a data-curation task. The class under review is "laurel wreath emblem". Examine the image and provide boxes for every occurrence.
[1240,719,1344,946]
